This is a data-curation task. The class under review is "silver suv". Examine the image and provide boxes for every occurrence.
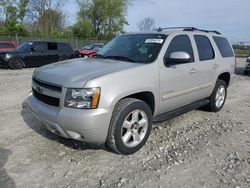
[27,27,236,155]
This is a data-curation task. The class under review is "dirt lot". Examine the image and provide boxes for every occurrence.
[0,58,249,188]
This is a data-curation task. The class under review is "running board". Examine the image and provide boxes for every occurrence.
[153,99,210,123]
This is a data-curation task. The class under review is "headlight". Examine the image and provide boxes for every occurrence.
[65,88,101,109]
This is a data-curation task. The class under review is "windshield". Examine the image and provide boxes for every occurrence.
[82,45,93,50]
[17,42,33,51]
[97,34,167,63]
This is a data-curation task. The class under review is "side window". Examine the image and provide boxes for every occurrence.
[165,35,194,63]
[213,36,234,57]
[48,42,58,50]
[194,35,215,61]
[32,42,46,51]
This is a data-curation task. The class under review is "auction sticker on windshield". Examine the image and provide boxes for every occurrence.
[145,39,164,44]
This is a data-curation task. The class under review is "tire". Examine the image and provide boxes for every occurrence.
[8,57,24,69]
[244,70,249,75]
[206,79,227,112]
[58,56,68,61]
[106,98,152,155]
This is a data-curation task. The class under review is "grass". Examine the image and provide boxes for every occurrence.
[234,49,250,58]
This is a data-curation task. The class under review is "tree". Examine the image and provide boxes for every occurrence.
[137,17,155,31]
[0,0,30,36]
[29,0,66,19]
[0,0,29,23]
[28,0,67,37]
[75,0,130,39]
[37,9,64,36]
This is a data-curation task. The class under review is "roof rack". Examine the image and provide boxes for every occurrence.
[156,27,221,35]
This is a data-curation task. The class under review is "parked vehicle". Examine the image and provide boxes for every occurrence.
[0,41,17,51]
[79,43,104,57]
[0,41,75,69]
[245,56,250,75]
[27,27,235,155]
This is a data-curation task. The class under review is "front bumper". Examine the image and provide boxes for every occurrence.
[0,58,8,68]
[27,92,113,144]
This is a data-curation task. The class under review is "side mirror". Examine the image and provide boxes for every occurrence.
[165,51,191,66]
[30,47,35,52]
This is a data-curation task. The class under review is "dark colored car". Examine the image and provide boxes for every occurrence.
[79,43,104,57]
[0,41,17,51]
[0,41,75,69]
[245,56,250,75]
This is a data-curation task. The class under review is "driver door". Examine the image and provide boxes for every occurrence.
[24,42,47,67]
[159,34,201,114]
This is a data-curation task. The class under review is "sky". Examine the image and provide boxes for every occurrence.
[65,0,250,42]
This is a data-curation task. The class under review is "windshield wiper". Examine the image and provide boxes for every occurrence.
[105,55,135,62]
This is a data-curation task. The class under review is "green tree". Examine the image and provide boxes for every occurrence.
[76,0,130,39]
[0,0,29,36]
[72,20,93,39]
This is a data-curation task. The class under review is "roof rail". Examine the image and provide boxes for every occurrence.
[156,27,221,35]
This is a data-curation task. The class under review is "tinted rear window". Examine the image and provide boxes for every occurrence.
[213,36,234,57]
[0,43,15,48]
[194,35,215,61]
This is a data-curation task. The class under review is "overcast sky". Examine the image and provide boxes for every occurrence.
[65,0,249,42]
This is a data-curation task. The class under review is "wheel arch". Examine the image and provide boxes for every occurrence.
[217,72,230,87]
[115,91,156,115]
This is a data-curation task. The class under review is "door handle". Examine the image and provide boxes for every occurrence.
[189,68,198,74]
[213,64,219,69]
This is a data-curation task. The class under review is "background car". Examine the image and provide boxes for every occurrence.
[245,56,250,75]
[0,41,75,69]
[79,43,104,57]
[0,41,17,51]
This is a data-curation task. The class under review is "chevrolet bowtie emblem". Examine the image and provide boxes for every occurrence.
[36,86,44,94]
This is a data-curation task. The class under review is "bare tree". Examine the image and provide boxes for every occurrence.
[28,0,67,36]
[29,0,66,19]
[137,17,155,31]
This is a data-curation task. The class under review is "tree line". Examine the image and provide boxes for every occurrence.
[0,0,132,40]
[0,0,157,41]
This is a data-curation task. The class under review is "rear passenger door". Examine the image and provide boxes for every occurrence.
[193,35,218,98]
[46,42,60,64]
[159,34,201,113]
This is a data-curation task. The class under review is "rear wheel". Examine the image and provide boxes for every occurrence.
[106,98,152,155]
[8,57,24,69]
[206,79,227,112]
[58,56,68,61]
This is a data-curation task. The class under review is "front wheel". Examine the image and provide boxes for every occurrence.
[206,79,227,112]
[106,98,152,155]
[8,57,24,69]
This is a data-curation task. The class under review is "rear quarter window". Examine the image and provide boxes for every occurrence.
[213,36,234,58]
[59,43,73,51]
[48,42,58,50]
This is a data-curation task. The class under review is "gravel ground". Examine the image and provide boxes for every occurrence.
[0,58,249,188]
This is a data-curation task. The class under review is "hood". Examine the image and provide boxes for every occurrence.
[34,58,142,88]
[0,50,23,55]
